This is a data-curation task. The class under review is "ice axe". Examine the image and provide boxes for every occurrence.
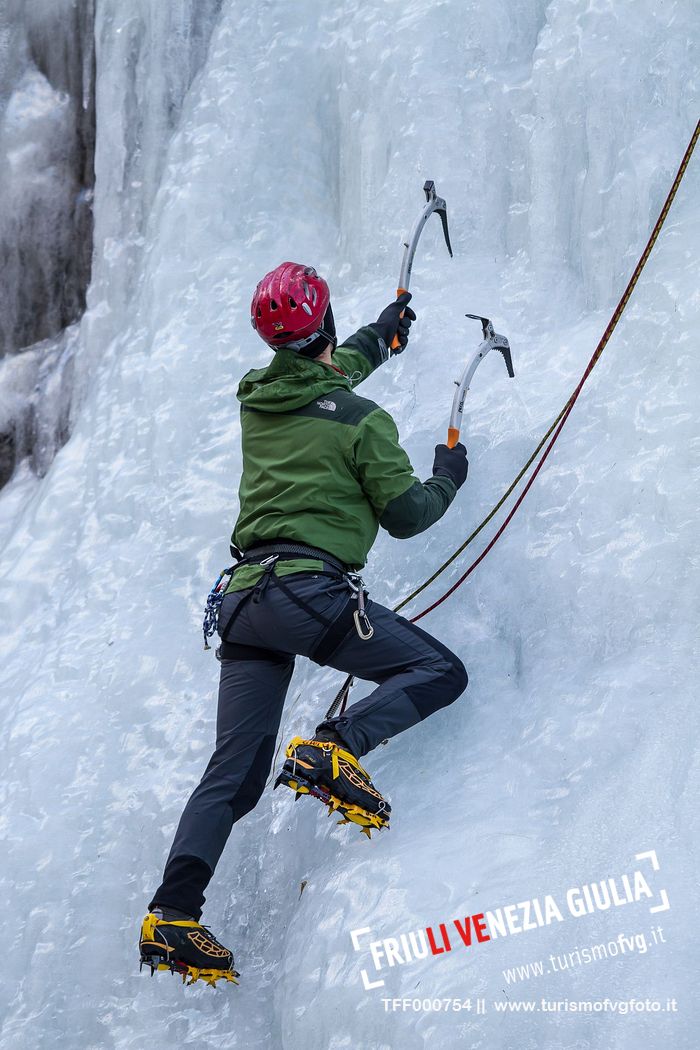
[391,180,453,351]
[447,314,515,447]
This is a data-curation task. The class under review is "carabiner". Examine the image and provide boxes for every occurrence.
[353,609,375,641]
[349,575,374,640]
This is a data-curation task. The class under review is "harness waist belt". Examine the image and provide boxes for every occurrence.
[241,541,348,576]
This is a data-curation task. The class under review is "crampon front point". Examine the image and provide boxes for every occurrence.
[274,736,390,838]
[138,913,240,988]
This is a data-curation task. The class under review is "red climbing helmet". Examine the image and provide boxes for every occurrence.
[250,262,334,352]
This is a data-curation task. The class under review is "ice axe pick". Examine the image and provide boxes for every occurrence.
[447,314,515,448]
[391,180,453,352]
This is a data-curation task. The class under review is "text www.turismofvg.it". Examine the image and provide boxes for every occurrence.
[502,925,666,985]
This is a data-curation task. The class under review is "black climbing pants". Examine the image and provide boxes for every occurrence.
[150,569,467,918]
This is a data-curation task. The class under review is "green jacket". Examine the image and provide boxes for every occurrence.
[227,326,457,591]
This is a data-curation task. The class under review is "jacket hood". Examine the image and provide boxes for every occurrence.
[236,348,351,413]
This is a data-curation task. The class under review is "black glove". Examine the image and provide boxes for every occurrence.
[369,291,416,353]
[432,442,468,489]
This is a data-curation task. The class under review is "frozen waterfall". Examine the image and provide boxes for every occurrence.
[0,1,697,1048]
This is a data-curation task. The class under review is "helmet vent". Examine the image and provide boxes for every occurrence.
[302,302,312,315]
[270,299,278,310]
[288,296,297,308]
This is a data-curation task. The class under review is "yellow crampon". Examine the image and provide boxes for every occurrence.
[282,737,390,839]
[176,966,239,988]
[139,913,239,987]
[148,959,239,986]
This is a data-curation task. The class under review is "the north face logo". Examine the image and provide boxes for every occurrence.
[317,399,337,411]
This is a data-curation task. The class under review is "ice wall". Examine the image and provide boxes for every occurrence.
[0,1,697,1048]
[0,0,95,485]
[0,0,224,487]
[0,0,94,355]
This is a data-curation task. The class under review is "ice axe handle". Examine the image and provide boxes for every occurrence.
[390,287,409,351]
[446,426,460,449]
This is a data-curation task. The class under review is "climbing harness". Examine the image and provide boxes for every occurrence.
[390,180,453,351]
[202,541,342,648]
[201,542,375,656]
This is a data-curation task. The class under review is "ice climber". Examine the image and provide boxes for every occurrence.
[139,262,469,985]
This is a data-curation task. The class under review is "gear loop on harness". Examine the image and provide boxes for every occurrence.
[251,555,279,604]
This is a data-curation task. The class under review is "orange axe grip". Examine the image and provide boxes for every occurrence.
[447,426,460,449]
[390,286,409,351]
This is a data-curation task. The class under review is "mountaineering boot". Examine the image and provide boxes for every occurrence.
[139,907,239,987]
[274,736,391,838]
